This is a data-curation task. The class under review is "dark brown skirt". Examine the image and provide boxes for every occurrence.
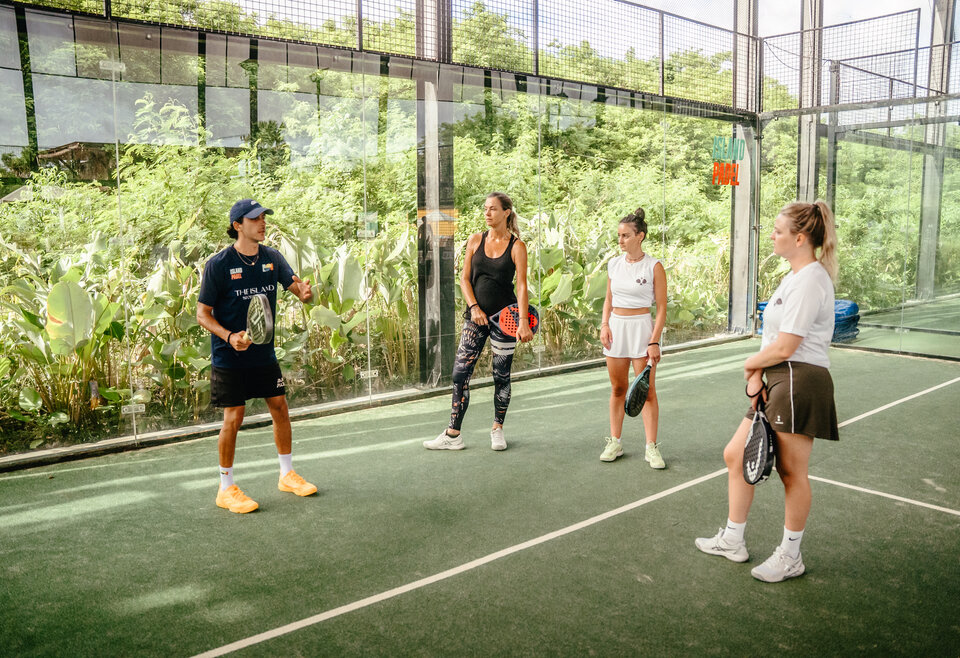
[744,361,839,441]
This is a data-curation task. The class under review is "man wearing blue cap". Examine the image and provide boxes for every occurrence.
[197,198,316,513]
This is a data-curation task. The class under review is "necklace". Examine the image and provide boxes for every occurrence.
[625,252,645,263]
[235,246,259,266]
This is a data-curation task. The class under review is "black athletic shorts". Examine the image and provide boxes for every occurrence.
[210,362,286,407]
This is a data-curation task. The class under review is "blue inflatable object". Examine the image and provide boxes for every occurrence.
[757,299,859,342]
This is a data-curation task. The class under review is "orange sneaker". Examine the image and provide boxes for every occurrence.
[278,470,317,497]
[215,485,259,514]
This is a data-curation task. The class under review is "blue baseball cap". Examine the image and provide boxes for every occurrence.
[229,199,273,226]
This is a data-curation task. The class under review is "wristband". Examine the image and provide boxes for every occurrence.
[226,332,234,346]
[648,342,659,346]
[745,383,766,398]
[469,303,479,310]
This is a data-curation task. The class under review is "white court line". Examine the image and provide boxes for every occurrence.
[187,373,960,657]
[192,469,728,658]
[810,476,960,517]
[834,376,960,428]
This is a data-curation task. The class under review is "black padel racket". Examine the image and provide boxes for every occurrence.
[490,304,540,337]
[624,364,651,417]
[743,397,776,485]
[241,293,274,344]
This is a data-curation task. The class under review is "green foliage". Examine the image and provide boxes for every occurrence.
[2,2,951,453]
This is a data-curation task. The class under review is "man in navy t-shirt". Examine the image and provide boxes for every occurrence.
[197,198,317,513]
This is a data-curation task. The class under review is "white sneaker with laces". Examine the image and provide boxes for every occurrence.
[490,427,507,451]
[751,546,805,582]
[423,430,465,450]
[695,528,749,562]
[599,437,623,462]
[645,442,666,469]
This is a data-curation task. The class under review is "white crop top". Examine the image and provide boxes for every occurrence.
[608,253,660,308]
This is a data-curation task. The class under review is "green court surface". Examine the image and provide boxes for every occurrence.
[2,341,959,656]
[853,297,960,359]
[860,296,960,333]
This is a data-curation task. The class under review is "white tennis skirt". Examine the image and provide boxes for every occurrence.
[603,313,653,359]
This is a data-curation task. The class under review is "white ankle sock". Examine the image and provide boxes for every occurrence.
[278,453,293,476]
[219,466,234,490]
[780,526,804,558]
[723,519,746,543]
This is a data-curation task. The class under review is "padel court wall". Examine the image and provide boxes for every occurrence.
[0,1,957,453]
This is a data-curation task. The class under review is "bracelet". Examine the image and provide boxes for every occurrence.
[225,332,233,345]
[648,342,659,346]
[745,383,766,398]
[601,322,609,327]
[468,303,478,310]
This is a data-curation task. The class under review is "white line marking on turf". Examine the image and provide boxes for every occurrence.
[810,476,960,517]
[834,376,960,428]
[191,468,728,658]
[194,373,960,657]
[922,478,947,493]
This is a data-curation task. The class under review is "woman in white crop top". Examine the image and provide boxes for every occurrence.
[696,200,840,584]
[598,207,668,467]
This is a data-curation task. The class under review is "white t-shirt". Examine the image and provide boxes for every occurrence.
[761,261,835,368]
[608,254,660,308]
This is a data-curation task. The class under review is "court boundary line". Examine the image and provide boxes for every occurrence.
[193,375,960,657]
[810,476,960,517]
[191,469,729,658]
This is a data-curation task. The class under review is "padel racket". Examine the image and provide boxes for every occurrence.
[490,304,540,337]
[743,396,776,485]
[624,364,651,417]
[240,293,274,344]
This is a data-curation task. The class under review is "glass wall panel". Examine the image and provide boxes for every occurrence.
[763,102,960,360]
[118,23,161,84]
[0,6,18,68]
[34,76,197,147]
[160,28,198,86]
[0,7,757,455]
[26,10,77,76]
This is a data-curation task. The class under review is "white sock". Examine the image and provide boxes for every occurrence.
[723,519,746,543]
[219,466,234,490]
[612,436,621,442]
[278,453,293,476]
[780,526,804,558]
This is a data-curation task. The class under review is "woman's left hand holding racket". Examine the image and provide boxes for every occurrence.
[745,368,767,411]
[516,317,534,343]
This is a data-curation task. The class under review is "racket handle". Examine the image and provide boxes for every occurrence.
[239,330,249,342]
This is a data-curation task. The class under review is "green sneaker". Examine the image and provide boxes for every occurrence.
[600,437,623,462]
[645,442,666,469]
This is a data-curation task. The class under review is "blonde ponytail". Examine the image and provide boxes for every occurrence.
[780,200,838,280]
[813,201,838,281]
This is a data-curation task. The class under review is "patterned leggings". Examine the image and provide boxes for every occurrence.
[449,319,517,431]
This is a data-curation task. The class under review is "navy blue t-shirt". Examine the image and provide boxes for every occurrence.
[198,244,295,369]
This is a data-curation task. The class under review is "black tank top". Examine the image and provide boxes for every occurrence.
[468,231,517,317]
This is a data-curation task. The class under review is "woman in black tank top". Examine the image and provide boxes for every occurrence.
[423,192,534,453]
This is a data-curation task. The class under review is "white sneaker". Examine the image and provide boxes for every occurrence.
[490,427,507,451]
[423,430,465,450]
[600,437,623,462]
[695,528,749,562]
[645,442,666,469]
[751,546,805,582]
